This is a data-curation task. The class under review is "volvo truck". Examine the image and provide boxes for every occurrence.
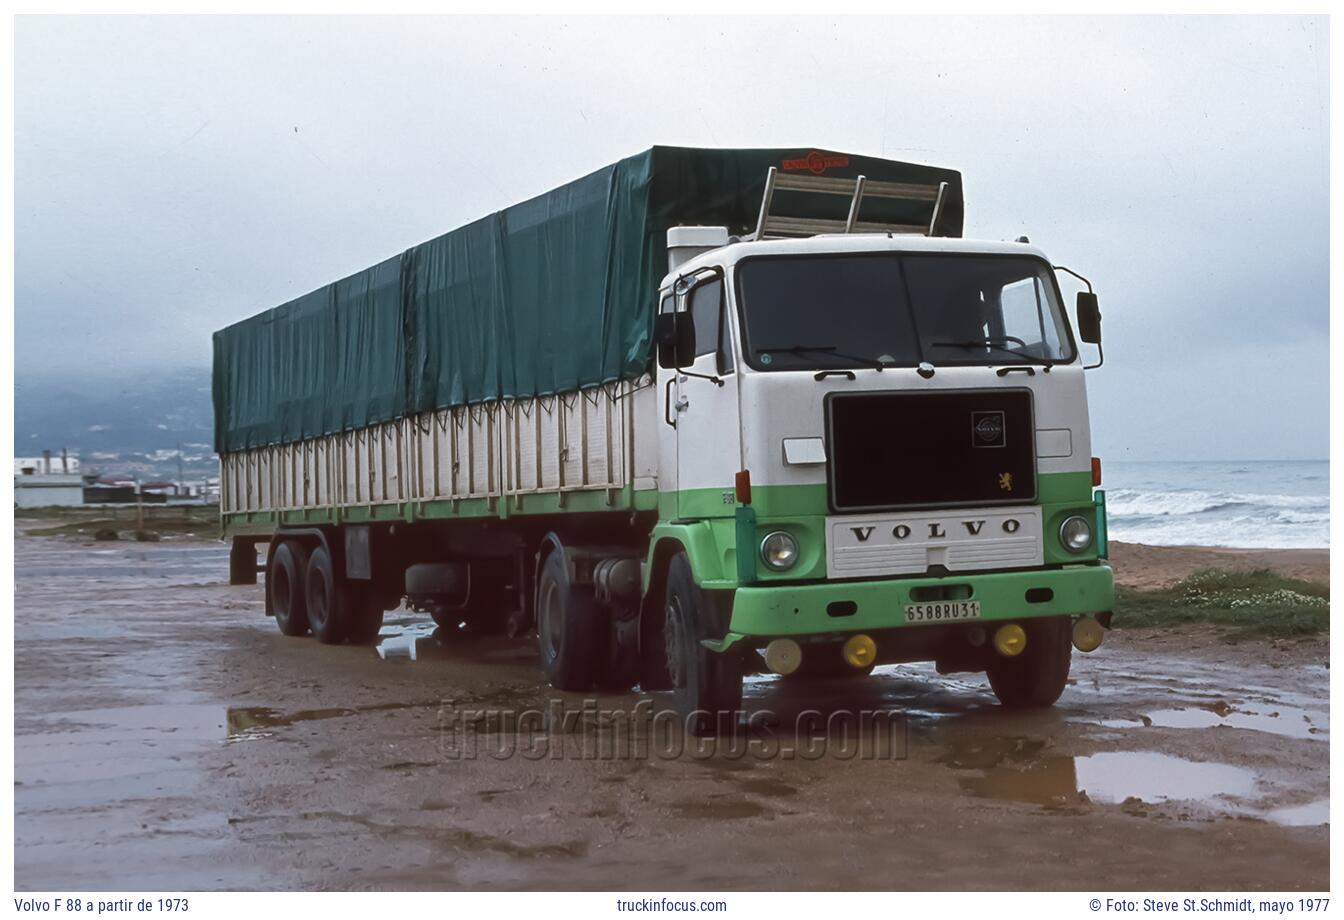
[215,146,1113,733]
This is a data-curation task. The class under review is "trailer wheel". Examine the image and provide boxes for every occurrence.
[268,541,310,637]
[535,549,602,691]
[986,616,1072,708]
[305,545,349,645]
[664,552,742,736]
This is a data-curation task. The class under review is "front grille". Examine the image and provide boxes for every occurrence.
[825,388,1037,512]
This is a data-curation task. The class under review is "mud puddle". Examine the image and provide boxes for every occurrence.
[227,699,445,740]
[936,734,1319,826]
[1076,699,1327,742]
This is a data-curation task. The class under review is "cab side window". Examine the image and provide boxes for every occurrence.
[688,278,734,374]
[995,276,1065,358]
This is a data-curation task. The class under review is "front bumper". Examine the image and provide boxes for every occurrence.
[725,563,1114,641]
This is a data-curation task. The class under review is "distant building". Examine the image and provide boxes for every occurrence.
[14,450,84,508]
[15,451,80,476]
[83,484,138,504]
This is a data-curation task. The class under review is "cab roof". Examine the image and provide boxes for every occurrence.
[662,235,1052,288]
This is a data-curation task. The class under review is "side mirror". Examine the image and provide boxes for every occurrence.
[655,312,696,369]
[1076,291,1101,345]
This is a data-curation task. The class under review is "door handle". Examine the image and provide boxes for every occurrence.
[664,377,678,428]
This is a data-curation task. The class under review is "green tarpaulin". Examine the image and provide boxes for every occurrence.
[213,146,963,452]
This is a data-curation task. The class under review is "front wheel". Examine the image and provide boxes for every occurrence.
[663,552,742,735]
[986,616,1072,708]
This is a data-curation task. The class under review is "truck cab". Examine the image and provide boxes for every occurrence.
[649,225,1112,731]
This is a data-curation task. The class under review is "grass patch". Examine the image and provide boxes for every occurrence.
[20,505,220,539]
[1116,568,1330,639]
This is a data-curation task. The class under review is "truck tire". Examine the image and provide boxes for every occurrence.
[268,541,310,637]
[664,552,742,735]
[304,545,349,645]
[535,549,602,691]
[986,616,1072,708]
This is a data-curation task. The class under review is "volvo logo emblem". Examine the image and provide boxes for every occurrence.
[848,519,1021,542]
[971,410,1006,448]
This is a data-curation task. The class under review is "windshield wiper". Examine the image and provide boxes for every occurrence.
[931,338,1046,366]
[756,344,886,372]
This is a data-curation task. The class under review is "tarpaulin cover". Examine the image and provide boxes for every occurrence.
[213,146,963,451]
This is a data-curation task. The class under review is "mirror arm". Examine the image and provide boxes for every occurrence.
[1053,264,1093,292]
[677,368,725,387]
[1084,342,1104,371]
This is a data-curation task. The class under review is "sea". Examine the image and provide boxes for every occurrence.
[1103,460,1329,549]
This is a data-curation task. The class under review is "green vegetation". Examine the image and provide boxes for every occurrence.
[1116,568,1330,639]
[18,505,220,539]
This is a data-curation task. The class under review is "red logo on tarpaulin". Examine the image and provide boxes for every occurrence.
[781,151,850,175]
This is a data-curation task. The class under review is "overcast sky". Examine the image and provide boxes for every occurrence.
[14,15,1330,460]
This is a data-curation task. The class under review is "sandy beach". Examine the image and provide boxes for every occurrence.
[1108,541,1329,590]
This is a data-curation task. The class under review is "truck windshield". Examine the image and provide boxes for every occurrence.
[735,253,1075,371]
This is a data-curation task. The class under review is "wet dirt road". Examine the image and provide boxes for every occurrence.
[13,532,1328,890]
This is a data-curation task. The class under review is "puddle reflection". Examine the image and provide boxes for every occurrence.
[940,735,1259,810]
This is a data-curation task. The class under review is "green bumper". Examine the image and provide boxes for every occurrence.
[725,564,1114,642]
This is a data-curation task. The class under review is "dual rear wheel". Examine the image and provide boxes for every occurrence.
[268,540,384,644]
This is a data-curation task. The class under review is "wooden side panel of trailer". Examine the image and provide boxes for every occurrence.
[220,379,657,531]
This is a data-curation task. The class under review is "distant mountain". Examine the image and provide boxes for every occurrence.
[14,367,217,479]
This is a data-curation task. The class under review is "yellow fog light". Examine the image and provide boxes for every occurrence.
[764,638,802,675]
[842,634,877,669]
[1072,616,1105,653]
[993,624,1027,657]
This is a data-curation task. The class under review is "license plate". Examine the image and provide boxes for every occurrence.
[904,600,981,623]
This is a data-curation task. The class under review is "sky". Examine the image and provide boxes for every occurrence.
[13,15,1330,461]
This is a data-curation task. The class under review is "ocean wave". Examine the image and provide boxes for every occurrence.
[1101,462,1328,549]
[1105,488,1326,518]
[1109,518,1329,549]
[1107,505,1329,549]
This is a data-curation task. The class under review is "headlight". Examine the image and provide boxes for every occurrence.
[759,531,800,571]
[1059,515,1093,553]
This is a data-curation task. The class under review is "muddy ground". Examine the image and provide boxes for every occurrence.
[13,530,1329,890]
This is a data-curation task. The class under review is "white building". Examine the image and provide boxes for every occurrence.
[14,450,84,508]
